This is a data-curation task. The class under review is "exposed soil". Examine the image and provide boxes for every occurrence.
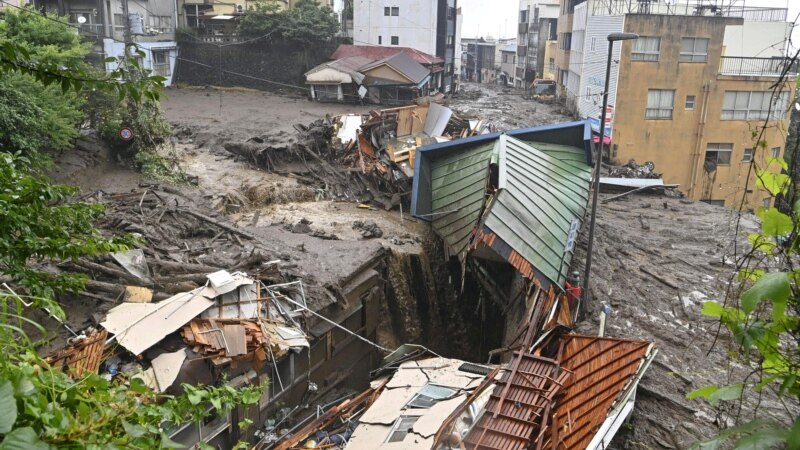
[40,86,797,449]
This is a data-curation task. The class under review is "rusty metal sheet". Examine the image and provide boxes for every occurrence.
[463,352,568,450]
[546,335,652,450]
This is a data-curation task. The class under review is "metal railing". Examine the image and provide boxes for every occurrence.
[69,23,105,37]
[591,0,787,22]
[719,57,799,77]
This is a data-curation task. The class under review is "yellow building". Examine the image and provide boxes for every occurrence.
[556,1,795,209]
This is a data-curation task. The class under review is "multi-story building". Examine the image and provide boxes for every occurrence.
[462,38,496,83]
[556,0,796,208]
[500,41,517,85]
[32,0,178,84]
[353,0,458,93]
[516,0,559,88]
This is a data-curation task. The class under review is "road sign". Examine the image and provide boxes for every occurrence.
[119,127,134,141]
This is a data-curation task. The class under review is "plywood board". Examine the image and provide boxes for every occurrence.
[222,324,247,356]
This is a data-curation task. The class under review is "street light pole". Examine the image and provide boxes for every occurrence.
[581,32,638,309]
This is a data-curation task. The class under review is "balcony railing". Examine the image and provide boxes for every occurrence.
[69,23,105,38]
[591,0,787,22]
[719,57,799,77]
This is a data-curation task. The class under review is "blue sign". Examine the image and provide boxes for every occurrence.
[588,117,612,138]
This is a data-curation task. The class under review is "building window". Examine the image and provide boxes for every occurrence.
[151,50,170,77]
[705,143,733,165]
[679,37,709,62]
[771,147,781,158]
[722,91,788,120]
[701,199,726,207]
[585,86,591,98]
[520,9,528,23]
[549,58,555,72]
[645,89,675,119]
[631,36,660,61]
[685,95,696,110]
[448,7,455,19]
[387,416,420,443]
[406,384,458,409]
[590,37,596,52]
[113,13,126,32]
[763,198,772,208]
[378,36,382,45]
[147,15,172,33]
[742,148,754,162]
[391,6,399,16]
[560,32,572,50]
[447,35,454,45]
[384,6,390,15]
[391,36,399,45]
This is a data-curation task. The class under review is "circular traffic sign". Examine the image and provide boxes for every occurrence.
[119,127,134,141]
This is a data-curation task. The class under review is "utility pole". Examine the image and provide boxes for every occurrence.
[121,0,132,65]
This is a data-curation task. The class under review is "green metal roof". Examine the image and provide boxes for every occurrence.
[430,140,496,258]
[483,136,591,286]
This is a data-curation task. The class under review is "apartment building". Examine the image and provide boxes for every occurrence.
[353,0,458,93]
[516,0,559,88]
[555,0,796,209]
[32,0,178,84]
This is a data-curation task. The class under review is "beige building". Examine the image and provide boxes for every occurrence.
[556,1,796,209]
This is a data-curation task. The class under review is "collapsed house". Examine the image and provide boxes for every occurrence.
[258,120,657,449]
[45,261,388,448]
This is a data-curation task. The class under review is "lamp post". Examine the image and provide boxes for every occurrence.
[581,32,638,308]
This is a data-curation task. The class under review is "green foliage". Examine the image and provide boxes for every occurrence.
[239,0,340,44]
[0,153,136,302]
[0,296,265,448]
[0,8,89,157]
[690,156,800,449]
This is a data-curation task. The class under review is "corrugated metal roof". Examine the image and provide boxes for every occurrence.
[547,335,653,450]
[429,140,496,259]
[360,51,431,85]
[331,44,443,66]
[304,56,372,84]
[482,136,591,286]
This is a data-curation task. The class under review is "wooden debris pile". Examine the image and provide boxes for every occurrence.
[44,328,109,377]
[181,318,271,366]
[56,184,284,305]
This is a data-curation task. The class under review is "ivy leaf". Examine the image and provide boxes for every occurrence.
[740,272,790,316]
[0,380,18,434]
[733,424,788,449]
[756,171,791,196]
[708,384,743,406]
[701,301,725,318]
[0,427,49,450]
[757,207,793,237]
[788,417,800,450]
[159,433,185,449]
[687,384,743,406]
[122,420,146,439]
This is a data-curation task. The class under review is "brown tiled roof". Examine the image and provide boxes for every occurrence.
[331,44,444,66]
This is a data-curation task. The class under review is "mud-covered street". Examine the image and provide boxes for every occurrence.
[41,85,796,449]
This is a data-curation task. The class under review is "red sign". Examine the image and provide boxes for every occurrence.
[119,127,134,141]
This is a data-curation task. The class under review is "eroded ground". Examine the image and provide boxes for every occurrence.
[45,85,796,449]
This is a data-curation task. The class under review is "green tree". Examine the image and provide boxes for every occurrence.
[688,98,800,447]
[0,13,265,450]
[238,0,339,44]
[0,7,90,156]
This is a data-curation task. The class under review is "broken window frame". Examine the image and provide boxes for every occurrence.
[404,383,459,409]
[705,143,733,166]
[386,415,420,443]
